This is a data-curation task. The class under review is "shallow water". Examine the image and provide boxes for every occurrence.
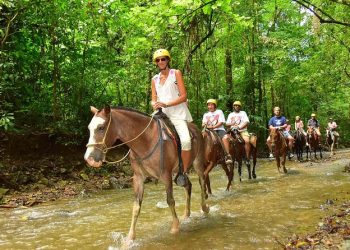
[1,154,350,250]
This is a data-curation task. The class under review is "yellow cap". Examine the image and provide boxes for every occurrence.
[206,99,217,106]
[311,113,316,117]
[295,116,300,119]
[233,101,242,107]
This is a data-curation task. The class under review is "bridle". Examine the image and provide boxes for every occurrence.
[86,111,155,163]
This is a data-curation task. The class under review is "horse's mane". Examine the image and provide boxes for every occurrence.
[110,106,151,118]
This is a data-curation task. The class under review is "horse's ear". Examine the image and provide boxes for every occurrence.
[90,106,99,115]
[104,105,111,115]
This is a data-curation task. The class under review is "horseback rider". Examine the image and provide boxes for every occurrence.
[202,99,233,164]
[151,49,192,186]
[326,118,339,141]
[266,107,294,158]
[295,115,308,146]
[226,101,255,157]
[307,113,321,144]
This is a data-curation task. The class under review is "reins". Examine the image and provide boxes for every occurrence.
[86,111,156,164]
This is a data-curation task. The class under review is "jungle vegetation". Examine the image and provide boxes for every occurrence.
[1,0,349,148]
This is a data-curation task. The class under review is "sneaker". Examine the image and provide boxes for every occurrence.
[269,153,274,158]
[306,142,309,146]
[225,155,233,164]
[289,153,294,158]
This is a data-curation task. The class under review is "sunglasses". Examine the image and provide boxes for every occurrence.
[155,58,167,63]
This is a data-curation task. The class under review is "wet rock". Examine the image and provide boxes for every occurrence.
[326,199,334,205]
[109,176,131,189]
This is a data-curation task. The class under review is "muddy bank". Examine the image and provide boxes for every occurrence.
[0,132,133,208]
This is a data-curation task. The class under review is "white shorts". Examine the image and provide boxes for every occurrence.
[170,119,191,150]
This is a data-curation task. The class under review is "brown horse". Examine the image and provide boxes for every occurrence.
[230,129,258,180]
[293,129,306,161]
[84,106,209,240]
[269,128,287,173]
[202,129,234,194]
[306,128,322,160]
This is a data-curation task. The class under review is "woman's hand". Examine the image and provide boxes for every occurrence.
[153,101,167,110]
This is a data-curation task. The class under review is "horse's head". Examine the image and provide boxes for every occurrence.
[84,106,114,168]
[269,127,280,149]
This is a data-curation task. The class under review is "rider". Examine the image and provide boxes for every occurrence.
[226,101,254,159]
[326,118,339,141]
[307,113,321,144]
[295,115,308,146]
[266,107,294,158]
[202,99,233,164]
[151,49,192,186]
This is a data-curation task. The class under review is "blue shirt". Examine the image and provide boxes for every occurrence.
[268,116,287,127]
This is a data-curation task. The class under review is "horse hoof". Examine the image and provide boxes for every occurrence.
[252,174,256,179]
[202,205,210,214]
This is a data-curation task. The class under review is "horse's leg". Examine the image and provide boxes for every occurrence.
[282,151,287,173]
[127,173,145,241]
[251,147,257,179]
[193,159,210,214]
[246,159,252,179]
[183,179,192,219]
[203,162,215,195]
[221,163,232,191]
[275,151,281,173]
[244,142,252,179]
[238,161,242,182]
[197,172,210,213]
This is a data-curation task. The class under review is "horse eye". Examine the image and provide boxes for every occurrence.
[98,126,104,131]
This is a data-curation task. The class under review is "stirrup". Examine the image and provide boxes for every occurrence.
[174,172,189,187]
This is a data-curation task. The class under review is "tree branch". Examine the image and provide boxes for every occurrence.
[292,0,350,27]
[1,12,19,49]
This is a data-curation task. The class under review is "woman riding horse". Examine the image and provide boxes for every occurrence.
[226,101,257,180]
[151,49,192,186]
[84,106,209,240]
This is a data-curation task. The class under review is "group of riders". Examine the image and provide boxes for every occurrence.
[203,101,339,159]
[151,48,339,186]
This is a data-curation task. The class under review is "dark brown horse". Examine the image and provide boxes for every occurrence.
[84,106,209,240]
[306,128,322,160]
[202,129,234,194]
[230,129,258,180]
[293,129,306,161]
[269,128,287,173]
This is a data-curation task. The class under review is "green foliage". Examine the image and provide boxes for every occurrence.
[0,0,349,146]
[0,112,14,131]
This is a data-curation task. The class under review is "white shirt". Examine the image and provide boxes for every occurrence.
[226,111,249,131]
[202,109,226,131]
[153,69,192,122]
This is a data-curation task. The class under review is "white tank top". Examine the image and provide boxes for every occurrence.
[153,69,192,122]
